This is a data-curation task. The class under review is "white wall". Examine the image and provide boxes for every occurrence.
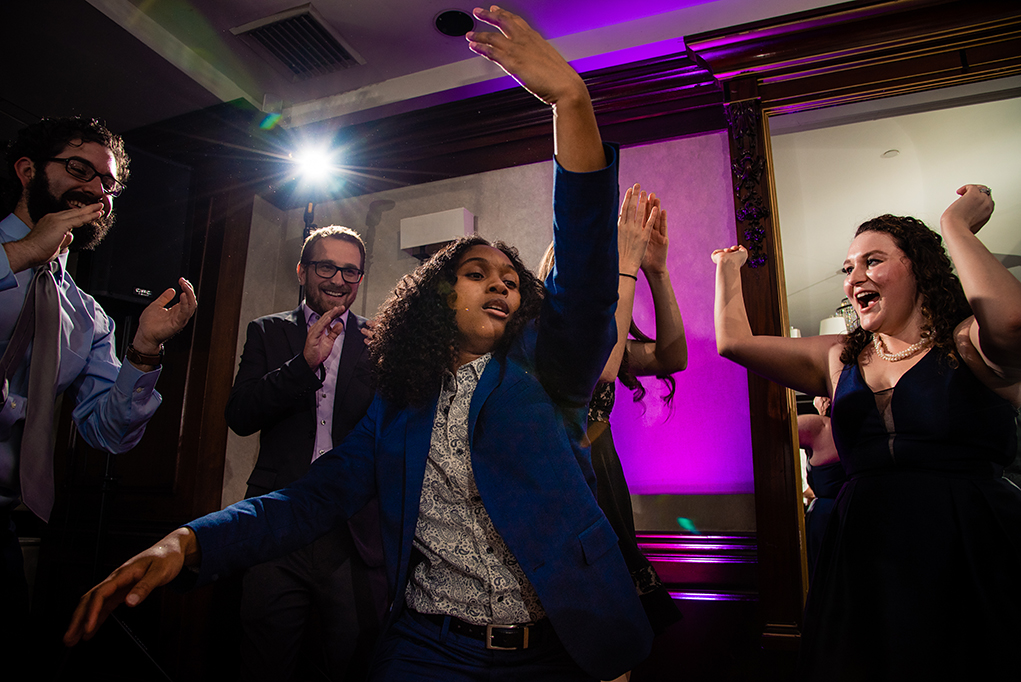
[772,94,1021,336]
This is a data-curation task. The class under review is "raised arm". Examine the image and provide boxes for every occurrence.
[941,185,1021,386]
[713,245,840,397]
[600,184,653,383]
[467,6,604,172]
[627,204,687,377]
[470,5,617,404]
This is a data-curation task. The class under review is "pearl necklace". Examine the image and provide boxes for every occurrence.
[872,334,931,362]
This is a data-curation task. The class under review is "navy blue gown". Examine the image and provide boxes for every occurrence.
[804,460,844,579]
[798,349,1021,680]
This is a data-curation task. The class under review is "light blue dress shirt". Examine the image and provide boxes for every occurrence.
[0,213,163,513]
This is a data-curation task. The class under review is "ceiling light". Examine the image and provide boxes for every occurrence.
[435,10,474,37]
[880,149,899,158]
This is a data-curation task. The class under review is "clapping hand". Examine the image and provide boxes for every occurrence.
[641,201,670,277]
[304,306,345,369]
[618,184,657,277]
[132,277,198,358]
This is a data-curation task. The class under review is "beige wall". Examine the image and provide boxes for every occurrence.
[221,132,752,536]
[221,158,557,506]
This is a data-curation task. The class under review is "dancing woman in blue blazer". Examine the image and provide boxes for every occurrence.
[65,7,652,680]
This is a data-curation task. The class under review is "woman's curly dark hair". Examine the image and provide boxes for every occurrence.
[840,214,972,366]
[369,235,545,407]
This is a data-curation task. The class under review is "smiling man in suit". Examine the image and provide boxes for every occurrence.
[224,225,384,682]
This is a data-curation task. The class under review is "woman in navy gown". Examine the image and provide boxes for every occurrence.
[712,184,1021,680]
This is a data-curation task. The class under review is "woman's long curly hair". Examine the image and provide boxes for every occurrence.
[840,214,972,365]
[369,235,545,407]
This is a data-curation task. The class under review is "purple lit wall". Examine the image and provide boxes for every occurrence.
[613,134,754,495]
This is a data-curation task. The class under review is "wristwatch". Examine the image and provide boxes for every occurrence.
[125,343,164,367]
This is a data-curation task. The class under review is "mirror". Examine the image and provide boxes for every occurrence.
[768,74,1021,570]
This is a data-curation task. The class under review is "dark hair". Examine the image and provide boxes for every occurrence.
[840,214,972,365]
[369,235,545,407]
[300,225,365,268]
[4,117,129,213]
[618,321,677,406]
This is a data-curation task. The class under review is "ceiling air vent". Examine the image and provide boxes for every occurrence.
[231,3,365,81]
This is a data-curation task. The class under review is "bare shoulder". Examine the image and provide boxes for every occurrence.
[955,317,1021,407]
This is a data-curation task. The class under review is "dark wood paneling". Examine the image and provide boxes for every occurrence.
[689,0,1021,115]
[723,99,808,650]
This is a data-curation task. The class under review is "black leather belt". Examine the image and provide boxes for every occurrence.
[411,610,550,650]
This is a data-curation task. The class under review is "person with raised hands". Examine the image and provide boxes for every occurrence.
[712,184,1021,680]
[65,7,652,681]
[537,182,687,647]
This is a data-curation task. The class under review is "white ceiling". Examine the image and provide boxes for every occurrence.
[771,78,1021,336]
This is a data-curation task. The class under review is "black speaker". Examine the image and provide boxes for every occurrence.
[86,144,192,304]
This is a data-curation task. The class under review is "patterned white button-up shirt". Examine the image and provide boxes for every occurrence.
[404,353,546,625]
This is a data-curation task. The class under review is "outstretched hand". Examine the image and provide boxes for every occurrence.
[64,528,198,646]
[712,245,748,267]
[941,184,994,235]
[466,6,586,107]
[132,277,198,356]
[618,184,656,276]
[467,6,601,172]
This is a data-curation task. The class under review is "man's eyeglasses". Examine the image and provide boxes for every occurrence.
[46,157,125,197]
[304,261,364,283]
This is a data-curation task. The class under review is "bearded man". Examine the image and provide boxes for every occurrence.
[0,116,197,657]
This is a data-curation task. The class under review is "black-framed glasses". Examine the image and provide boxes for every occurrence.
[46,157,125,197]
[304,261,364,283]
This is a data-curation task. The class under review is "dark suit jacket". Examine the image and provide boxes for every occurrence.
[192,146,652,679]
[224,308,382,567]
[226,308,375,494]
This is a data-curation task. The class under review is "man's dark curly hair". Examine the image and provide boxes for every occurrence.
[840,214,972,366]
[369,235,545,408]
[3,117,129,213]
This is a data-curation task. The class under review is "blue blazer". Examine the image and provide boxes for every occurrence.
[190,147,653,679]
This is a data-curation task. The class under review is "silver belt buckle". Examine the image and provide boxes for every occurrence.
[485,623,531,650]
